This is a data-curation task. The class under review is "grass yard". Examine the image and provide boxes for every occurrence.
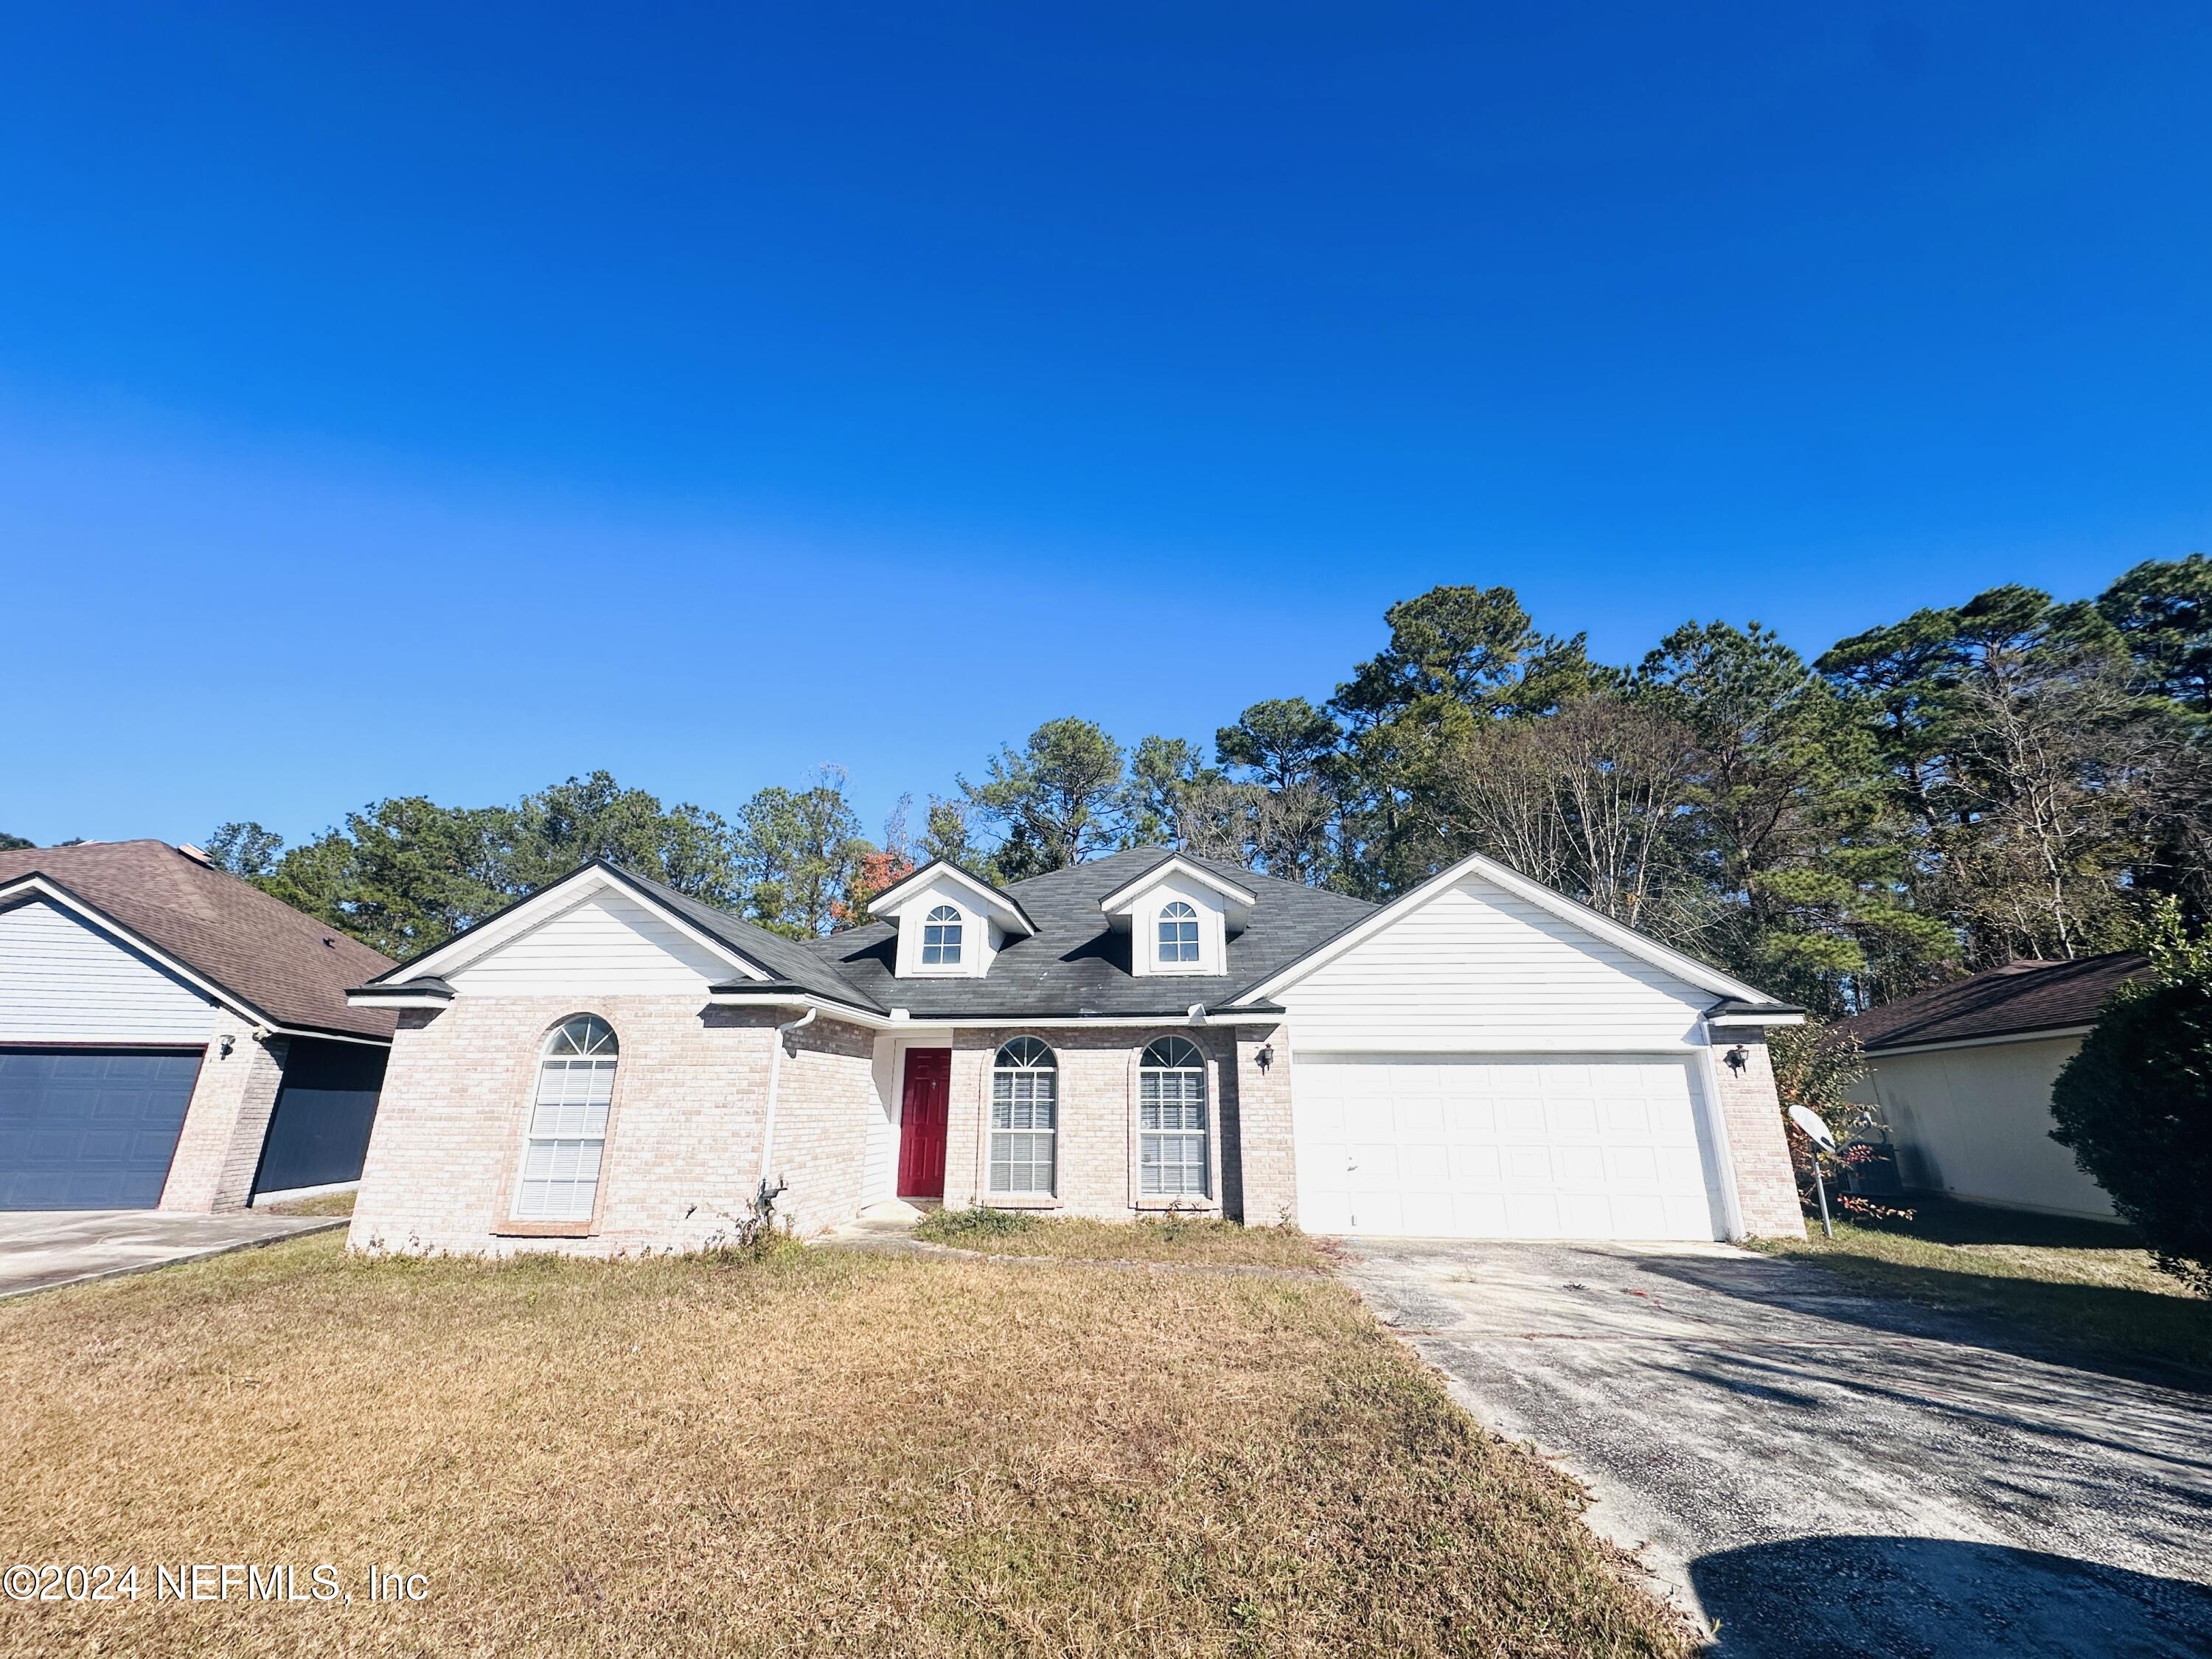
[913,1208,1329,1270]
[1748,1195,2212,1374]
[0,1233,1689,1658]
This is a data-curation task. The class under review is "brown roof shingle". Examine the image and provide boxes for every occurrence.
[1843,952,2146,1054]
[0,841,395,1042]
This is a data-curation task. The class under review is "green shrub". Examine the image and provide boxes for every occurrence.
[915,1206,1039,1245]
[2051,908,2212,1295]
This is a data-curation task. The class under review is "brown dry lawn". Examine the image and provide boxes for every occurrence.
[914,1209,1331,1270]
[0,1232,1690,1659]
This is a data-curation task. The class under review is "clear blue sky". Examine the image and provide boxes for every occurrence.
[7,4,2209,850]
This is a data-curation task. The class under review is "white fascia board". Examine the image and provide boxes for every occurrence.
[1234,849,1772,1007]
[704,994,1281,1032]
[1707,1011,1807,1027]
[1098,855,1258,916]
[705,990,895,1029]
[1865,1024,2093,1059]
[346,990,453,1010]
[372,863,768,987]
[869,861,1035,936]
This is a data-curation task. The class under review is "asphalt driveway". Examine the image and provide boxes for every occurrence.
[1338,1238,2212,1658]
[0,1209,343,1298]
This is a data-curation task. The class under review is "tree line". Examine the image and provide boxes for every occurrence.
[171,552,2211,1015]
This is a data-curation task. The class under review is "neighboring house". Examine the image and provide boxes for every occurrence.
[0,841,395,1211]
[1843,953,2144,1220]
[347,846,1806,1253]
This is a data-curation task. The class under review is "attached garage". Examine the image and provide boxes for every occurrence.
[0,841,397,1213]
[1293,1054,1727,1239]
[0,1048,205,1209]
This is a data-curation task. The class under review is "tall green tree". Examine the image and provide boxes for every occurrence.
[2098,552,2212,712]
[961,717,1126,880]
[206,821,285,879]
[1641,619,1944,1009]
[0,831,35,852]
[513,771,741,903]
[1822,586,2174,967]
[1121,734,1223,849]
[734,768,869,938]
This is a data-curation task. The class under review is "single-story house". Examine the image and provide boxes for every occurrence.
[0,840,395,1211]
[1843,952,2144,1220]
[347,846,1806,1253]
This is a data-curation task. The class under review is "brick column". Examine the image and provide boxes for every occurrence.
[159,1012,289,1213]
[1710,1035,1806,1239]
[1230,1025,1297,1227]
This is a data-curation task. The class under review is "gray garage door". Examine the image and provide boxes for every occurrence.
[0,1048,204,1209]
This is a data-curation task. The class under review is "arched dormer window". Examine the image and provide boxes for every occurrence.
[922,905,964,966]
[1158,901,1200,964]
[1138,1035,1208,1197]
[514,1015,617,1221]
[989,1037,1057,1197]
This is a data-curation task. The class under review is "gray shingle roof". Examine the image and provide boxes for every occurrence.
[623,872,891,1012]
[795,847,1373,1019]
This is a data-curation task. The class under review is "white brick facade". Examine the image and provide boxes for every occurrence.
[349,998,875,1256]
[1710,1036,1806,1239]
[936,1026,1234,1219]
[159,1011,289,1214]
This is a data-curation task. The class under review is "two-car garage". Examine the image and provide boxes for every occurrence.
[1290,1054,1730,1241]
[0,1048,204,1210]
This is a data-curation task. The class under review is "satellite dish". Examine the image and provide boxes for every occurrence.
[1787,1103,1837,1153]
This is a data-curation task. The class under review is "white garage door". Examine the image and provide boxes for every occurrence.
[1293,1055,1725,1239]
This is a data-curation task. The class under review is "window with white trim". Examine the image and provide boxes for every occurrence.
[1158,901,1200,964]
[989,1037,1057,1197]
[922,905,964,966]
[514,1015,617,1221]
[1139,1035,1208,1197]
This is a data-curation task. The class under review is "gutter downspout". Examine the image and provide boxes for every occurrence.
[759,1006,819,1192]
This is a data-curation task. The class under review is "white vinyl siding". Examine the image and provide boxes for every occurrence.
[0,899,215,1043]
[1293,1055,1723,1239]
[448,891,734,997]
[1279,874,1710,1051]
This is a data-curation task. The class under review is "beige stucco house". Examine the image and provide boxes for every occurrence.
[345,847,1807,1254]
[1846,953,2142,1220]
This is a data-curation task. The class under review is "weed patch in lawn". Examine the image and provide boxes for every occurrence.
[916,1208,1326,1269]
[253,1189,358,1217]
[0,1233,1687,1657]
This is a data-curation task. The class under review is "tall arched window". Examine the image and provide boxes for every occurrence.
[514,1015,617,1221]
[922,905,964,966]
[1139,1036,1208,1197]
[989,1037,1057,1197]
[1158,901,1200,964]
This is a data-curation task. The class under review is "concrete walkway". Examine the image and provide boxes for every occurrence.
[0,1210,344,1298]
[1338,1237,2212,1658]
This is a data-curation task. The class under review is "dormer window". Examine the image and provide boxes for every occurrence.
[1158,902,1200,964]
[922,905,963,966]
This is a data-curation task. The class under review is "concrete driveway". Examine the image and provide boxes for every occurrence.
[0,1210,344,1298]
[1338,1238,2212,1658]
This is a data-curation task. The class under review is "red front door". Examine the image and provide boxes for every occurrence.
[896,1048,951,1200]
